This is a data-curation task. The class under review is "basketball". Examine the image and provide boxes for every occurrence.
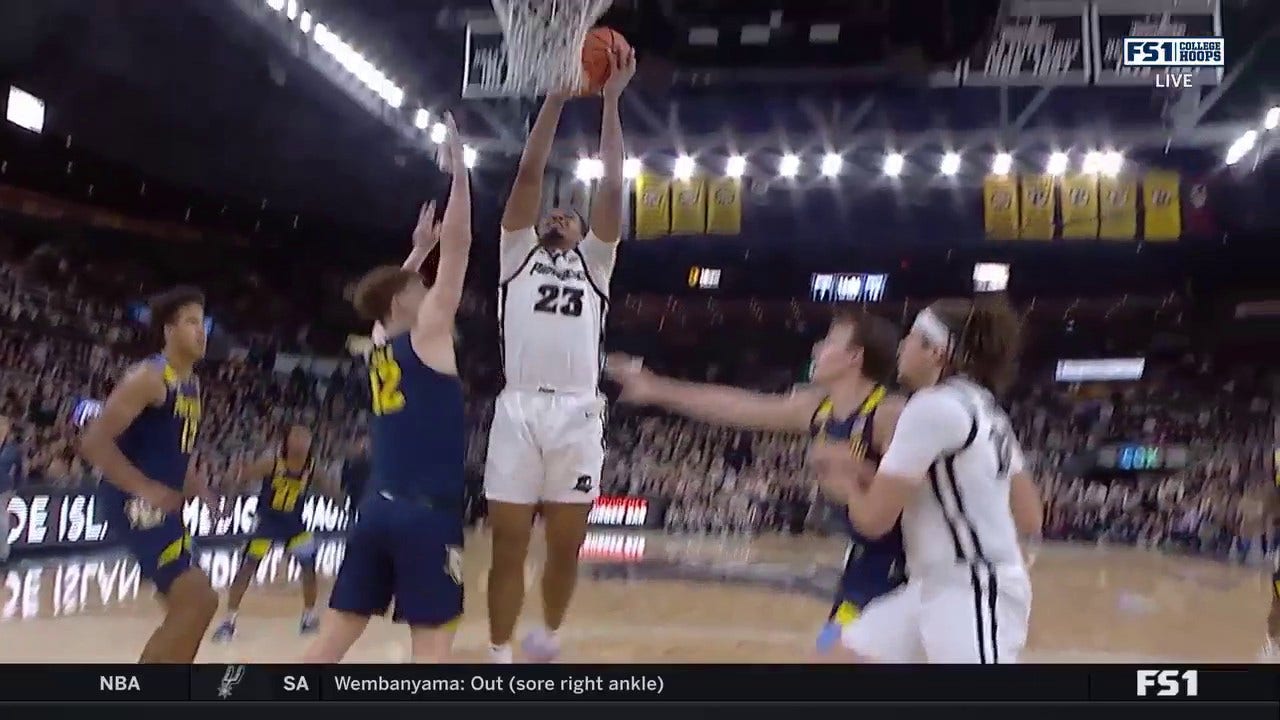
[582,27,629,94]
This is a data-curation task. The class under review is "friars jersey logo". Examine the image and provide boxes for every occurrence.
[531,260,586,283]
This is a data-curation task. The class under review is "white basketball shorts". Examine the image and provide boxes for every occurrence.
[484,388,605,505]
[916,563,1031,663]
[841,582,923,662]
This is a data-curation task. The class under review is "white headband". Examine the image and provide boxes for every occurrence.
[913,308,954,348]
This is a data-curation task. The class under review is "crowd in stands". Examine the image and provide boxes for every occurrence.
[2,220,1277,567]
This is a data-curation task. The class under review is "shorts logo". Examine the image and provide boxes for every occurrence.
[125,498,165,530]
[444,545,463,586]
[573,475,594,493]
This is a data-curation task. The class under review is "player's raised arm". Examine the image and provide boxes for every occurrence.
[417,112,472,329]
[606,353,823,433]
[80,364,183,512]
[502,94,568,233]
[588,47,637,244]
[401,199,438,272]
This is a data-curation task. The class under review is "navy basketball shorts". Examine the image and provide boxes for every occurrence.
[246,511,313,561]
[116,499,194,595]
[328,492,464,628]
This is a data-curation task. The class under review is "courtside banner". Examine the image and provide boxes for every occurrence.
[0,665,1274,703]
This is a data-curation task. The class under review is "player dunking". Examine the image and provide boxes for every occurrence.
[81,286,219,662]
[301,112,470,663]
[213,424,341,641]
[830,296,1032,663]
[484,48,636,663]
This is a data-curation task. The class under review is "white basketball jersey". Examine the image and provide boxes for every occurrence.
[883,378,1025,576]
[497,227,616,393]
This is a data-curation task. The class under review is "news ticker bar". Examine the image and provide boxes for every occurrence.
[0,666,1275,703]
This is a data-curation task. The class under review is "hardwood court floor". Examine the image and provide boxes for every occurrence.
[0,532,1273,662]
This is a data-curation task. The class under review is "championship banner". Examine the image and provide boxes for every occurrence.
[1181,177,1217,238]
[961,0,1091,86]
[670,176,708,235]
[1092,0,1222,87]
[1059,173,1099,239]
[633,172,671,239]
[705,177,742,235]
[1019,174,1055,240]
[1098,175,1137,239]
[1142,170,1181,241]
[982,174,1019,240]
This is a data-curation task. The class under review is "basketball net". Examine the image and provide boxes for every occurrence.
[490,0,613,97]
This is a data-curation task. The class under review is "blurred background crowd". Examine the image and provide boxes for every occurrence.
[2,222,1276,565]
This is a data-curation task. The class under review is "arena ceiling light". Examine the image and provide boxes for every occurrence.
[1046,152,1069,175]
[286,0,298,20]
[414,109,431,130]
[820,153,843,177]
[623,156,642,179]
[463,145,478,169]
[778,153,800,178]
[266,0,284,11]
[429,122,447,144]
[575,157,604,182]
[939,152,961,176]
[1082,151,1103,174]
[299,11,313,33]
[991,152,1013,176]
[883,152,904,177]
[1266,106,1280,131]
[725,154,747,178]
[1225,130,1258,166]
[673,154,696,180]
[1101,151,1124,177]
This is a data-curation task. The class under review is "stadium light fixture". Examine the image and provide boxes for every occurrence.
[299,11,313,33]
[991,152,1013,176]
[575,157,604,182]
[286,0,298,20]
[1225,130,1258,166]
[267,0,284,11]
[1046,152,1068,175]
[778,153,800,178]
[940,152,961,176]
[726,154,747,178]
[429,122,447,144]
[414,109,431,130]
[673,154,696,180]
[1266,106,1280,131]
[313,23,329,46]
[1101,151,1124,177]
[883,152,904,177]
[385,86,404,109]
[820,153,843,177]
[463,146,478,168]
[623,156,642,179]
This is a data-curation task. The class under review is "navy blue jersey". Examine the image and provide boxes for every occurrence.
[368,334,465,505]
[810,386,908,613]
[259,454,314,522]
[111,357,201,495]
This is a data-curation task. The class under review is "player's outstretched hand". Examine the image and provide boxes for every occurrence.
[441,111,465,173]
[604,352,653,402]
[411,199,438,251]
[601,47,637,100]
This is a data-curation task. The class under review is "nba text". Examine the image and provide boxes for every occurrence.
[1136,669,1199,697]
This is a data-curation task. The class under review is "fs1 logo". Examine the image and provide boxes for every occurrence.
[1122,38,1224,68]
[1136,669,1199,697]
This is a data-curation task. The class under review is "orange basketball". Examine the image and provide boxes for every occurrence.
[582,27,630,94]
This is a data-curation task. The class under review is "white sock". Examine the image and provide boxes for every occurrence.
[490,643,513,663]
[226,611,238,623]
[541,625,559,643]
[302,607,315,619]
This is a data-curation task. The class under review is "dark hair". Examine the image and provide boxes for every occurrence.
[352,266,419,323]
[831,308,900,384]
[929,294,1022,393]
[148,286,205,336]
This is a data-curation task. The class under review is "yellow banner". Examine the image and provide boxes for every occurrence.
[1143,170,1181,241]
[1059,174,1098,239]
[705,177,742,235]
[633,172,671,239]
[1098,176,1137,240]
[1019,174,1054,240]
[982,175,1018,240]
[670,177,708,235]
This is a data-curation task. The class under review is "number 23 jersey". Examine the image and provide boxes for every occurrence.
[498,227,616,394]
